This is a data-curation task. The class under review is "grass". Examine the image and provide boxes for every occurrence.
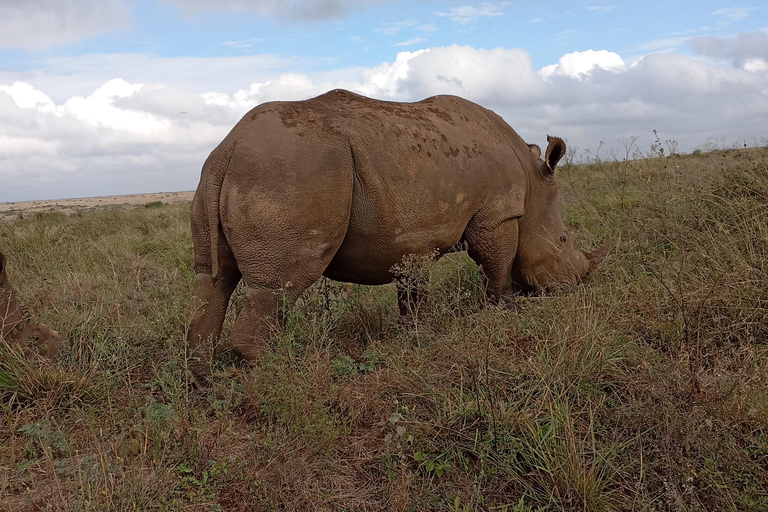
[1,146,767,511]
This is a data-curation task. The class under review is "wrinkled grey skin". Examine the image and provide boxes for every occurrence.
[188,90,606,384]
[0,252,63,357]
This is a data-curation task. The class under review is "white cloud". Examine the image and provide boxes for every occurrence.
[0,0,132,48]
[587,5,615,14]
[2,41,768,201]
[221,38,266,49]
[376,19,418,36]
[0,53,308,103]
[540,50,626,79]
[174,0,388,21]
[377,27,402,36]
[435,4,503,24]
[355,50,429,98]
[61,79,168,134]
[744,58,767,72]
[393,37,427,47]
[0,82,56,113]
[633,37,688,52]
[387,46,541,104]
[709,6,757,24]
[550,30,574,42]
[231,73,335,104]
[689,30,768,69]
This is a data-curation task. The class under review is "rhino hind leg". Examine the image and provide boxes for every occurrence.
[188,269,240,387]
[195,142,354,377]
[227,285,293,362]
[228,235,348,360]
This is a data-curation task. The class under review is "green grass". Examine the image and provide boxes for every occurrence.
[1,147,767,511]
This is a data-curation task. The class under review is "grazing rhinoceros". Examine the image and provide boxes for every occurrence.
[0,251,63,357]
[187,89,607,383]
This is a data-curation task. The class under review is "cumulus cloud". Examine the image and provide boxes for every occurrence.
[744,59,767,72]
[355,50,429,98]
[689,30,768,70]
[382,46,541,105]
[0,82,56,113]
[0,0,131,49]
[61,79,164,133]
[0,81,232,201]
[173,0,387,21]
[0,53,306,103]
[2,42,768,201]
[540,50,626,79]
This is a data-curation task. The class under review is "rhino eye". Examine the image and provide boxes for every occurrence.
[559,235,567,245]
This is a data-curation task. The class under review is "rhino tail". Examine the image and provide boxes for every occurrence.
[207,141,236,287]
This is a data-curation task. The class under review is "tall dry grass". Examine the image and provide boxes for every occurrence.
[1,146,767,511]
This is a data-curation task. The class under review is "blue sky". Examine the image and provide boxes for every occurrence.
[1,1,767,201]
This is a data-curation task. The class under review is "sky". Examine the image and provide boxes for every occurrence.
[1,1,767,202]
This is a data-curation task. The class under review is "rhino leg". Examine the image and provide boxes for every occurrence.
[464,218,519,304]
[188,270,240,387]
[397,281,425,317]
[227,252,342,362]
[228,286,290,361]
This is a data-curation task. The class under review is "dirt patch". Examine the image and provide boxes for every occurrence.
[0,191,195,220]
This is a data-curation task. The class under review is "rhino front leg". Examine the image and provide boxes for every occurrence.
[188,272,239,387]
[464,218,519,305]
[396,281,425,317]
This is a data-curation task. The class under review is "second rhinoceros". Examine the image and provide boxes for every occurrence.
[1,251,64,357]
[187,89,606,383]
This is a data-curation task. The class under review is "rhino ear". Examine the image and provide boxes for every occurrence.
[527,143,542,159]
[544,135,566,172]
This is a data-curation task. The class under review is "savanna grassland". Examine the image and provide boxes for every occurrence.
[1,146,768,511]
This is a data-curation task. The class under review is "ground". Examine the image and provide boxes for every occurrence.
[1,147,767,511]
[0,191,195,221]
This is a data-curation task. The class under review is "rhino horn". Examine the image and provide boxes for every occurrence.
[585,240,611,269]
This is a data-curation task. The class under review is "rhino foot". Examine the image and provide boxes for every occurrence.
[490,291,518,311]
[188,360,213,390]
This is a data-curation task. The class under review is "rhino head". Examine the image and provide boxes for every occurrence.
[0,252,63,357]
[512,136,609,292]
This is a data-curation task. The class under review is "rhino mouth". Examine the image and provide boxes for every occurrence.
[511,269,583,295]
[512,240,610,294]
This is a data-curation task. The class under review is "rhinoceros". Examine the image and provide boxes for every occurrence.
[187,89,606,383]
[0,251,63,357]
